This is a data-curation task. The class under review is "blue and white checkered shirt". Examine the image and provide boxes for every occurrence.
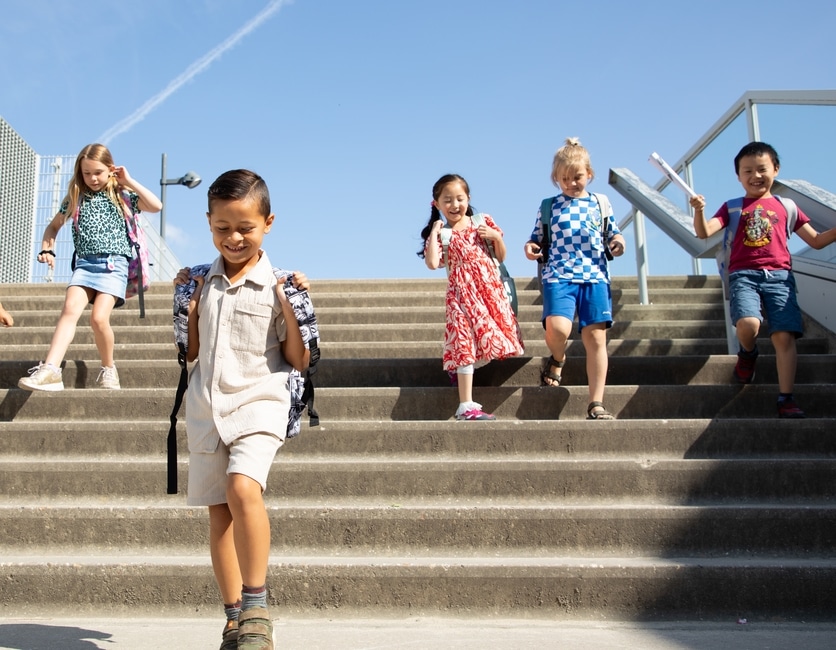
[530,193,620,284]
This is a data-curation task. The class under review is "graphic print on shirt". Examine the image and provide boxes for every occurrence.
[742,203,775,248]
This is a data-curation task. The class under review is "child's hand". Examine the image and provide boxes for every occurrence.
[524,241,542,261]
[173,267,205,296]
[0,307,13,327]
[37,251,56,268]
[477,224,500,242]
[290,271,310,291]
[431,219,444,234]
[689,194,706,211]
[110,165,133,187]
[173,267,192,286]
[609,236,626,257]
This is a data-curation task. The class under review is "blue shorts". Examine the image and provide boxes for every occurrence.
[542,280,613,332]
[70,254,129,308]
[728,269,803,337]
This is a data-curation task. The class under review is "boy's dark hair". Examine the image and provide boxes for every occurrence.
[734,141,780,175]
[207,169,271,216]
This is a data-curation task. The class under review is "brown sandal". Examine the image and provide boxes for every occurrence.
[587,401,615,420]
[541,356,565,387]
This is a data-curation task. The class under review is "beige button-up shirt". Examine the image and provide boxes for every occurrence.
[186,253,289,451]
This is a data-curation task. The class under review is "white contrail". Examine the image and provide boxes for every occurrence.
[97,0,291,144]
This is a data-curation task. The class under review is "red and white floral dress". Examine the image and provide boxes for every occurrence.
[429,214,524,372]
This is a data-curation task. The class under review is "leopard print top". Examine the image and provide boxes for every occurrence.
[60,190,139,258]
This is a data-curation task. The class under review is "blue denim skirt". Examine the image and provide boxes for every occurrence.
[69,254,129,308]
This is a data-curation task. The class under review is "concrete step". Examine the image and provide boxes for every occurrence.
[2,418,833,459]
[1,554,834,619]
[311,355,836,387]
[3,385,836,421]
[3,456,836,501]
[0,283,724,305]
[0,337,830,363]
[2,355,836,390]
[2,502,834,556]
[311,303,727,326]
[0,321,737,345]
[0,302,731,329]
[315,337,830,358]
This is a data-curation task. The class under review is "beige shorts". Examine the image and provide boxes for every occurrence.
[186,431,284,507]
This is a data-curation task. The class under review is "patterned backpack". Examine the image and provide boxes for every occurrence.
[166,264,321,494]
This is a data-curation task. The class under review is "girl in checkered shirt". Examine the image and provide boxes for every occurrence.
[524,138,626,420]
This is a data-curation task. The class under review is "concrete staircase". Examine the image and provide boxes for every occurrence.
[1,276,835,620]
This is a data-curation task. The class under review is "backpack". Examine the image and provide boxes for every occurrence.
[71,189,152,318]
[166,264,321,494]
[439,212,518,315]
[536,194,614,288]
[119,191,152,314]
[715,195,798,300]
[537,193,614,265]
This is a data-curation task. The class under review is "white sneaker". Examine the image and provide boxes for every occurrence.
[96,365,121,389]
[18,363,64,392]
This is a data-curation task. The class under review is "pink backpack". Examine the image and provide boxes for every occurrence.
[118,190,151,316]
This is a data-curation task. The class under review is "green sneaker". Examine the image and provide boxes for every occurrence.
[236,607,273,649]
[219,618,238,650]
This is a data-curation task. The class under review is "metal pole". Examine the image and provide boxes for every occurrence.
[160,152,167,240]
[634,210,650,305]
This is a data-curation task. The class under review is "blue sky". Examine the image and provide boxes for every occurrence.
[3,0,835,281]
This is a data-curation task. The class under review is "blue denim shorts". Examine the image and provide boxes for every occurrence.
[542,280,613,332]
[70,254,129,308]
[728,269,803,337]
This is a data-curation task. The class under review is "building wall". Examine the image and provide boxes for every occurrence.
[0,117,38,282]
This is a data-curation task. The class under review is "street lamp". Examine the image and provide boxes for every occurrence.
[160,153,201,240]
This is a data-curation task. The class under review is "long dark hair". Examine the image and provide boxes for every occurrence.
[417,173,474,258]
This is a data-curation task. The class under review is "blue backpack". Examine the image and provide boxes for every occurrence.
[166,264,320,494]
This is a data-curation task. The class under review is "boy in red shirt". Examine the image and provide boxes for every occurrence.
[691,141,836,418]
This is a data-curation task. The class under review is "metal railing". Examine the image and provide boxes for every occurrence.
[608,90,836,350]
[30,154,182,285]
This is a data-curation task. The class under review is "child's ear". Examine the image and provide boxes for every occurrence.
[264,213,275,232]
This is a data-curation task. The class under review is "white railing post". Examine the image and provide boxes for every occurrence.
[634,210,650,305]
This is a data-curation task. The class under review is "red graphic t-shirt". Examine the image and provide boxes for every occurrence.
[713,196,809,273]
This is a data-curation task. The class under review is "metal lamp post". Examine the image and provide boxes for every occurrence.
[160,153,201,240]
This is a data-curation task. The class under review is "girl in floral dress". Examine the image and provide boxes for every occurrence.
[419,173,524,420]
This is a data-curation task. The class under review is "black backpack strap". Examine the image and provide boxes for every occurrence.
[167,343,188,494]
[538,197,553,263]
[301,371,319,427]
[135,239,146,319]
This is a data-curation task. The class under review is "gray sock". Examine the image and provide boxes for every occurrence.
[241,584,268,611]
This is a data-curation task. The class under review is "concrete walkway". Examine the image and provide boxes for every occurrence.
[1,617,835,649]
